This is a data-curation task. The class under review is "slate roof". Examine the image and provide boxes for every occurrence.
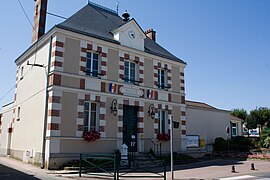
[56,2,185,64]
[186,100,230,113]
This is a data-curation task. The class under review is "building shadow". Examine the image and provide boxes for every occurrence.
[0,164,39,180]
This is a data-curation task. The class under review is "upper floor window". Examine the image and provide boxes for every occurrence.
[124,61,139,84]
[86,52,100,77]
[20,66,24,80]
[17,107,21,121]
[158,69,168,89]
[158,110,168,133]
[84,102,99,131]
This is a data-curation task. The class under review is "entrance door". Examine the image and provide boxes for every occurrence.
[123,106,138,152]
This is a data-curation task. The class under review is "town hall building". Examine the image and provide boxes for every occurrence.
[0,1,187,169]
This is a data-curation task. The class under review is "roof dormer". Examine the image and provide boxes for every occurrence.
[112,18,146,51]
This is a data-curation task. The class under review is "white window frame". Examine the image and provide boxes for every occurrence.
[124,60,139,84]
[17,107,21,121]
[158,68,168,89]
[20,66,24,80]
[83,102,100,131]
[86,52,100,77]
[158,110,168,133]
[232,123,237,137]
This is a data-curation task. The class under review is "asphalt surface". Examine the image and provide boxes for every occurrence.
[1,155,270,179]
[0,163,39,180]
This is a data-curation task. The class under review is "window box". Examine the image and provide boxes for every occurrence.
[156,132,170,141]
[82,130,101,142]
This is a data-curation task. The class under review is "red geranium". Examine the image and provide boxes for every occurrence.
[83,130,101,142]
[156,132,170,141]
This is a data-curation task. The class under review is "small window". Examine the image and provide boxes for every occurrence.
[86,52,100,77]
[158,110,168,133]
[20,66,24,80]
[158,69,167,89]
[17,107,21,121]
[84,102,99,131]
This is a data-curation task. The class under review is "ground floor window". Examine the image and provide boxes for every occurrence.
[84,102,99,131]
[158,110,168,133]
[232,123,237,137]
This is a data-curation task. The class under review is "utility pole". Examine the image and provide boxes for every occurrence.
[170,115,174,179]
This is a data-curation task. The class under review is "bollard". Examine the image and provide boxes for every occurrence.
[251,163,255,170]
[231,165,236,173]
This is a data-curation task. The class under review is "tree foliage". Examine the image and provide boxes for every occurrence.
[231,109,248,121]
[250,107,270,127]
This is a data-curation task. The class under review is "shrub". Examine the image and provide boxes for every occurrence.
[214,137,227,151]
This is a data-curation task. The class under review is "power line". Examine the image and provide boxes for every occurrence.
[0,85,16,102]
[47,12,67,20]
[17,0,36,33]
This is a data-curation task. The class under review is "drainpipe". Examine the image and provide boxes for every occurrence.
[41,36,53,169]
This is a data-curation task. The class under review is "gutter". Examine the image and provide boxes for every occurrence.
[41,35,53,169]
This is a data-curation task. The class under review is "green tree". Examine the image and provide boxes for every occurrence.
[250,107,270,128]
[246,115,257,129]
[231,108,248,121]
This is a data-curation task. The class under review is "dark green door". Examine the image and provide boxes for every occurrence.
[123,106,138,152]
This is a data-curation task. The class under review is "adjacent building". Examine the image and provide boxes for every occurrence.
[186,100,243,152]
[0,1,187,169]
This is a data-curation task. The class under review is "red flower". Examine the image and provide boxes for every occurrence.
[156,132,170,141]
[83,130,101,142]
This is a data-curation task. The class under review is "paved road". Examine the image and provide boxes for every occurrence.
[1,155,270,180]
[0,156,68,180]
[220,173,270,180]
[0,163,39,180]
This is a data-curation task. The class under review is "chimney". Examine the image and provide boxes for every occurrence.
[32,0,48,43]
[145,28,156,42]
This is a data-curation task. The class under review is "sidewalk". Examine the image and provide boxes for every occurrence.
[1,155,270,179]
[171,159,270,180]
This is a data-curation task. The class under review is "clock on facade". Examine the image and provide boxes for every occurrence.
[128,30,136,39]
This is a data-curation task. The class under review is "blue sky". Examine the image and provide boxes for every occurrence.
[0,0,269,112]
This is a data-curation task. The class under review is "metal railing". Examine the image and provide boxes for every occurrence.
[78,153,166,180]
[149,138,162,156]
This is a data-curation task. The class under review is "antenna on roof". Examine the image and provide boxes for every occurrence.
[116,0,120,15]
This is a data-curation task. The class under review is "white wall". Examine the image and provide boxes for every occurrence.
[11,40,50,157]
[186,107,230,146]
[0,103,14,155]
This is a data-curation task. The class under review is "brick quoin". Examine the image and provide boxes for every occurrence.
[81,48,87,53]
[49,74,62,86]
[182,130,186,135]
[124,53,129,60]
[97,46,102,53]
[101,82,106,92]
[47,123,59,130]
[48,109,60,117]
[101,53,107,58]
[48,96,61,103]
[80,79,85,89]
[87,44,92,50]
[77,125,84,131]
[53,41,64,47]
[181,121,186,125]
[181,96,185,104]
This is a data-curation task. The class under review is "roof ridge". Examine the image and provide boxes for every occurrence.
[88,1,117,15]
